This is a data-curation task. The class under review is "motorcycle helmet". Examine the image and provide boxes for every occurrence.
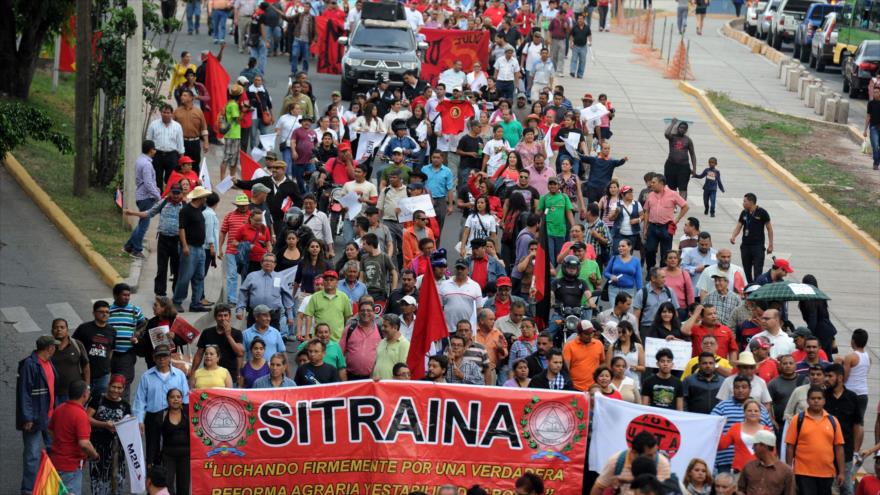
[284,206,304,230]
[563,255,580,273]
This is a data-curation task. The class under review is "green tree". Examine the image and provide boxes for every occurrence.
[0,101,73,158]
[0,0,75,99]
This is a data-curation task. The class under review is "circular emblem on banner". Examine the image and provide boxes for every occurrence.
[625,414,682,458]
[520,397,587,462]
[450,106,462,119]
[193,393,257,457]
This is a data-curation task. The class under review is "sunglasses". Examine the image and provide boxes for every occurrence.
[415,217,427,221]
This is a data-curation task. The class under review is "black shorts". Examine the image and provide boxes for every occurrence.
[664,160,691,192]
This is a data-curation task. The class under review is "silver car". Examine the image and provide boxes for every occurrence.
[756,0,781,40]
[810,12,840,72]
[747,0,769,36]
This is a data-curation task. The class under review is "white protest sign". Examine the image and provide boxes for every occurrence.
[215,175,234,194]
[644,337,692,371]
[397,194,437,222]
[259,133,276,151]
[250,147,267,162]
[198,157,212,191]
[340,191,362,220]
[355,132,386,161]
[115,415,147,493]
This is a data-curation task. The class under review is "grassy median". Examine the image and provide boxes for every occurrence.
[6,69,131,277]
[707,91,880,242]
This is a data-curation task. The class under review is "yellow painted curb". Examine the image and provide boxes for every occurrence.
[2,152,124,288]
[678,81,880,259]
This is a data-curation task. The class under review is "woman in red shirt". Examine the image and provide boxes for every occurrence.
[163,156,200,197]
[593,366,623,400]
[233,209,273,274]
[717,399,772,472]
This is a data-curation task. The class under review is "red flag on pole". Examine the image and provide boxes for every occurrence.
[203,53,230,139]
[532,220,552,329]
[406,269,449,380]
[239,151,264,199]
[170,316,201,344]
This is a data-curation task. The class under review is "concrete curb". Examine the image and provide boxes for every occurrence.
[678,81,880,259]
[2,152,125,288]
[717,19,865,143]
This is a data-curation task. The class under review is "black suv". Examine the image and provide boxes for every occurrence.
[339,3,426,100]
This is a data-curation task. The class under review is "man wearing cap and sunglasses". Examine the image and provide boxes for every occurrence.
[235,160,302,236]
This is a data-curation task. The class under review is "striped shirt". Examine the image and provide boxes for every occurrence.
[108,303,145,353]
[710,398,773,469]
[220,210,250,254]
[145,118,185,154]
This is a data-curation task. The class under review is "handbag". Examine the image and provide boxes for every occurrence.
[254,91,273,126]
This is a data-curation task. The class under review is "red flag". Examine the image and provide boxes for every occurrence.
[420,29,490,85]
[239,151,262,199]
[436,100,475,135]
[114,188,123,209]
[406,269,449,380]
[532,220,552,330]
[313,15,345,74]
[170,316,201,344]
[203,53,230,139]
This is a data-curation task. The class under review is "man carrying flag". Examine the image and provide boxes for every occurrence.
[406,268,449,380]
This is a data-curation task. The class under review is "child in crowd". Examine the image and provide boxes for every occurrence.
[693,157,725,217]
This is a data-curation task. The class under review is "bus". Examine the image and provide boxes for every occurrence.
[833,0,880,64]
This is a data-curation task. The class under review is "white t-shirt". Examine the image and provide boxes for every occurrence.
[716,374,772,403]
[275,114,302,145]
[482,138,510,176]
[465,213,497,242]
[751,330,796,358]
[524,42,545,72]
[342,179,378,201]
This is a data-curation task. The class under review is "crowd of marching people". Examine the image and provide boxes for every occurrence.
[14,0,880,494]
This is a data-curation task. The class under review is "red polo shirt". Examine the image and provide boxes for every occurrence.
[690,324,738,359]
[49,401,91,472]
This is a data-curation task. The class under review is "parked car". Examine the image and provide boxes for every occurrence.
[843,39,880,98]
[810,11,842,71]
[768,0,818,50]
[757,0,781,40]
[793,2,843,61]
[747,0,770,35]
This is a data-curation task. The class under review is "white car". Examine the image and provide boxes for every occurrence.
[747,0,769,36]
[756,0,781,40]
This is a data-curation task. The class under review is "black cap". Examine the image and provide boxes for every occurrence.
[454,258,469,268]
[470,238,487,249]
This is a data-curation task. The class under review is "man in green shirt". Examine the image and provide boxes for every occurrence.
[304,270,353,341]
[499,107,523,147]
[372,314,411,379]
[221,83,243,181]
[296,322,347,381]
[537,176,575,262]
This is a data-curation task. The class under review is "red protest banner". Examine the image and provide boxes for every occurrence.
[420,29,490,86]
[190,381,588,493]
[312,15,345,75]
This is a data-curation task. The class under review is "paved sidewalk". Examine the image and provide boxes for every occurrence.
[645,1,868,126]
[565,17,879,454]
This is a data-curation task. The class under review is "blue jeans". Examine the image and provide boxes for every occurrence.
[269,25,283,53]
[282,147,294,176]
[570,45,588,78]
[211,9,228,42]
[702,189,717,214]
[496,80,515,101]
[547,235,566,264]
[91,373,111,399]
[586,5,595,26]
[21,429,51,493]
[173,245,206,306]
[185,1,201,33]
[225,253,241,304]
[250,42,268,76]
[59,470,83,495]
[124,198,157,253]
[870,126,879,167]
[291,39,310,73]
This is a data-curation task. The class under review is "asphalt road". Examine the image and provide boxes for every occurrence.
[0,166,111,494]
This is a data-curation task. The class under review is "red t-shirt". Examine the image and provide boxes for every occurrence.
[327,157,359,186]
[495,298,511,319]
[484,6,506,26]
[690,324,738,359]
[39,357,55,414]
[471,257,489,288]
[436,100,475,135]
[238,93,253,128]
[49,401,91,472]
[756,358,779,383]
[515,12,535,36]
[856,475,880,495]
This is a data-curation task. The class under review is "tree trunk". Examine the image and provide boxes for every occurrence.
[73,0,92,196]
[0,0,74,99]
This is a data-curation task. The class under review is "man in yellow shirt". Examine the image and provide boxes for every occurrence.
[682,334,733,379]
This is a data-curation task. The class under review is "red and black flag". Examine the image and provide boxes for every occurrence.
[532,218,553,330]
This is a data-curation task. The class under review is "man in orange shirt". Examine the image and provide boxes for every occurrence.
[563,320,605,391]
[474,309,508,386]
[785,386,845,495]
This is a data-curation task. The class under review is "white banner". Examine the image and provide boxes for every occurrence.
[589,394,726,478]
[355,132,386,162]
[259,133,276,151]
[397,194,437,222]
[198,157,212,191]
[115,415,147,493]
[644,337,692,371]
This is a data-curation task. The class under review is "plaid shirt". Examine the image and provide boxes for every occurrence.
[702,290,742,328]
[550,372,566,390]
[585,218,612,258]
[447,358,484,385]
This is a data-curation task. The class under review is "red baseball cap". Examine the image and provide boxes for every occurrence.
[338,140,352,153]
[772,259,794,273]
[582,93,594,100]
[496,276,512,288]
[178,156,194,164]
[322,270,339,279]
